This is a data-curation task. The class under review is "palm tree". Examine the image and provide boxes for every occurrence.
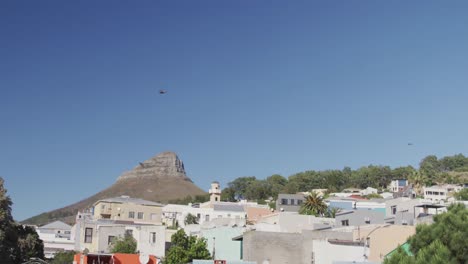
[299,191,328,216]
[325,207,341,218]
[409,170,426,196]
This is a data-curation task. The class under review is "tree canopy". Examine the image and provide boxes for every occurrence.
[222,154,468,202]
[109,233,137,254]
[384,203,468,264]
[164,229,211,264]
[1,177,44,264]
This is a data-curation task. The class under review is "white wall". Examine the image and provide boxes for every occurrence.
[312,240,365,264]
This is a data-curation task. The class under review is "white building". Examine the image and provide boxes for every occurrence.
[423,184,463,202]
[36,221,75,259]
[162,202,247,228]
[388,179,408,192]
[72,212,166,257]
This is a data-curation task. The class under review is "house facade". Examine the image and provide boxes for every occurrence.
[73,213,166,257]
[423,184,463,201]
[93,196,164,224]
[275,193,304,212]
[35,221,74,258]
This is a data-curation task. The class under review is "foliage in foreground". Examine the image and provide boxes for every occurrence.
[50,250,76,264]
[384,203,468,264]
[164,229,211,264]
[0,177,45,264]
[110,233,137,254]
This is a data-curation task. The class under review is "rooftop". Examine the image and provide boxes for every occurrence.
[94,196,165,207]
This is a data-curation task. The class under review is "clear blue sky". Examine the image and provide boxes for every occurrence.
[1,1,468,221]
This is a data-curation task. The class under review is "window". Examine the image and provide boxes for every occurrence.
[205,215,210,222]
[137,212,144,219]
[129,211,135,218]
[290,199,295,205]
[215,197,219,201]
[391,206,397,215]
[84,228,93,243]
[101,204,106,210]
[150,232,156,244]
[197,213,201,220]
[341,220,349,226]
[281,199,288,205]
[108,236,115,245]
[297,199,303,205]
[64,231,71,234]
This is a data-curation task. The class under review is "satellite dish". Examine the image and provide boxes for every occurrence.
[139,254,150,264]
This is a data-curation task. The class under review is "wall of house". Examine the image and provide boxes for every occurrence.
[94,201,163,224]
[242,231,303,264]
[276,194,304,212]
[367,225,415,262]
[132,225,166,257]
[385,198,421,217]
[336,210,386,227]
[96,225,126,253]
[201,227,244,261]
[312,240,365,264]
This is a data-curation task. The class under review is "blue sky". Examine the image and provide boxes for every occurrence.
[1,1,468,221]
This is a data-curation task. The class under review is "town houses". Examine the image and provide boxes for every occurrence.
[35,181,467,264]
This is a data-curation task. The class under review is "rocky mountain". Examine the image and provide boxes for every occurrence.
[22,152,206,225]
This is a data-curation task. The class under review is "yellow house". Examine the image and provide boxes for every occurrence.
[93,196,164,224]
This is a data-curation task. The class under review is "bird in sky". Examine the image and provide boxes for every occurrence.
[408,143,413,146]
[159,89,167,94]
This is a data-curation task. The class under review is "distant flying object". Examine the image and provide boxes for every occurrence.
[408,143,413,146]
[159,89,167,94]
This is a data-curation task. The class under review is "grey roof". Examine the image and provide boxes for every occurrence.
[39,221,72,230]
[94,196,165,207]
[213,204,245,212]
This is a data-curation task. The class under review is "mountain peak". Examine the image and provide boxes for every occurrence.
[117,151,188,182]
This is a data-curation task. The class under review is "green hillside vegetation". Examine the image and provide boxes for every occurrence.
[221,154,468,202]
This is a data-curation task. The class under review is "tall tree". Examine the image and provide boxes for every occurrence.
[385,204,468,263]
[299,191,327,216]
[227,177,257,199]
[0,177,17,264]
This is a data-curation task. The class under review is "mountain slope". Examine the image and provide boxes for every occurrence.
[22,152,206,225]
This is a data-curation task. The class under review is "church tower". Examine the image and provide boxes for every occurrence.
[209,181,221,203]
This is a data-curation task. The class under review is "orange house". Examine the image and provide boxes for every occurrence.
[73,253,159,264]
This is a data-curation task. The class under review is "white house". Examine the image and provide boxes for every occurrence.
[388,179,408,193]
[72,212,166,257]
[36,221,75,259]
[423,184,463,202]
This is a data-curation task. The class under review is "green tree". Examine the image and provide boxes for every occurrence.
[0,177,17,264]
[16,225,44,262]
[386,204,468,263]
[165,229,211,264]
[409,171,426,196]
[51,250,75,264]
[110,233,137,254]
[299,192,327,216]
[228,176,257,199]
[1,177,44,264]
[266,174,288,199]
[184,213,199,225]
[454,188,468,200]
[384,240,456,264]
[220,187,236,202]
[244,180,271,200]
